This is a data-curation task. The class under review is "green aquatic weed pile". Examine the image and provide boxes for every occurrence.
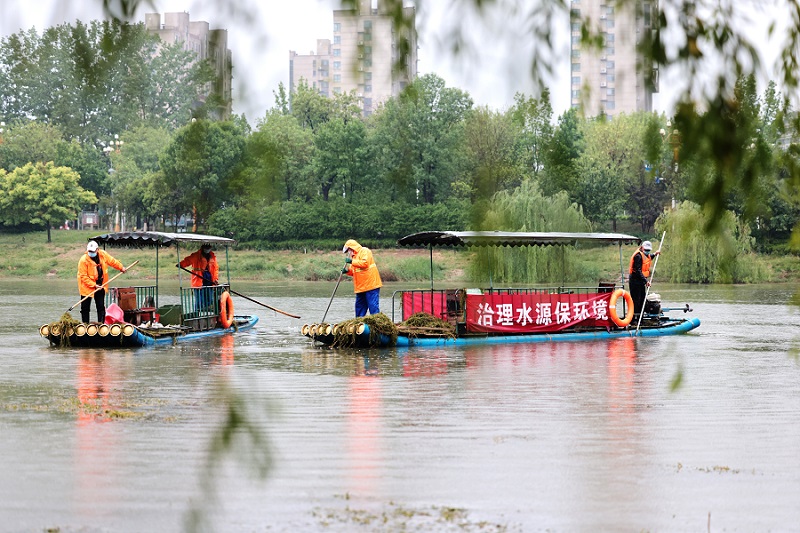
[398,312,456,338]
[331,313,399,348]
[50,312,79,347]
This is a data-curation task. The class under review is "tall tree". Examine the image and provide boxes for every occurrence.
[159,119,246,230]
[371,73,472,204]
[463,106,522,201]
[0,162,97,242]
[509,90,553,180]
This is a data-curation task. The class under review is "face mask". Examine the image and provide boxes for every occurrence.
[88,251,98,258]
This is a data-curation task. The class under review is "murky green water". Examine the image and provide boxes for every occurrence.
[1,280,799,531]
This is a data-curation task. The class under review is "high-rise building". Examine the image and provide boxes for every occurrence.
[144,12,232,120]
[289,0,417,116]
[569,0,658,117]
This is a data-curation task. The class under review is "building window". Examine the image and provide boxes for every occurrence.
[572,90,580,99]
[364,32,372,41]
[365,84,372,92]
[364,59,372,67]
[334,87,342,94]
[605,46,614,55]
[334,36,341,44]
[334,74,341,82]
[607,88,615,96]
[606,100,615,110]
[572,76,580,85]
[571,50,580,58]
[364,45,372,55]
[606,18,614,29]
[334,23,341,32]
[572,35,580,45]
[606,61,615,70]
[334,61,341,70]
[364,20,372,30]
[333,49,341,57]
[365,72,372,80]
[571,63,580,72]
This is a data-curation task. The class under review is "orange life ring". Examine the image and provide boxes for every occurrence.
[219,291,234,328]
[608,288,634,327]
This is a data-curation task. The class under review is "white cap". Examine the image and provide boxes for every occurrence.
[642,240,652,251]
[342,245,349,253]
[87,241,99,252]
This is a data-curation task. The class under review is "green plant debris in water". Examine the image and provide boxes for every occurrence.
[49,312,80,347]
[312,500,513,531]
[332,313,398,347]
[399,312,456,338]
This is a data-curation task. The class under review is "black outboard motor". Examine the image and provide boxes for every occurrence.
[644,293,662,315]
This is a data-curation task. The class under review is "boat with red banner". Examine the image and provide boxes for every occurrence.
[302,231,700,348]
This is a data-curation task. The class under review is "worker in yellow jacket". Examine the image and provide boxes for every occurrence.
[342,239,382,317]
[77,240,126,323]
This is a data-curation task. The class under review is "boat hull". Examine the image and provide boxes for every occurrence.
[42,315,259,348]
[307,317,701,348]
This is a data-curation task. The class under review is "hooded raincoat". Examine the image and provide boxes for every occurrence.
[180,249,219,288]
[343,239,382,294]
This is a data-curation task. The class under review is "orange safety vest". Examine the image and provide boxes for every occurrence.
[629,249,652,278]
[343,239,382,294]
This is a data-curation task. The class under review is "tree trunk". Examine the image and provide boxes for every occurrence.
[46,224,51,243]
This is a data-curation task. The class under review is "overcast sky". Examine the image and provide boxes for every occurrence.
[0,0,787,123]
[0,0,576,121]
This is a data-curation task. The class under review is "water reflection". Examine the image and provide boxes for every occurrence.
[75,350,124,525]
[346,374,383,495]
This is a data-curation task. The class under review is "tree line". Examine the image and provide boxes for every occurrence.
[1,20,799,263]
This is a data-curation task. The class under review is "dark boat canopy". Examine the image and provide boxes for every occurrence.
[89,231,236,249]
[397,231,641,248]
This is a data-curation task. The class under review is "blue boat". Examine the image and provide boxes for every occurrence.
[41,231,260,348]
[304,231,700,348]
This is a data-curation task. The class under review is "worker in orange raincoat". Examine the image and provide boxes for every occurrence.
[179,244,219,287]
[77,240,126,323]
[342,239,382,317]
[178,244,219,312]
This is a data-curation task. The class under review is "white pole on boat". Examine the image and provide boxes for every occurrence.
[635,231,666,335]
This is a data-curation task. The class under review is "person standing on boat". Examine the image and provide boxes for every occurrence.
[77,240,126,323]
[179,244,219,312]
[629,240,660,317]
[342,239,382,317]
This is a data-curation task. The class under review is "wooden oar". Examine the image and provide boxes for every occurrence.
[69,260,139,311]
[177,265,301,319]
[635,231,666,335]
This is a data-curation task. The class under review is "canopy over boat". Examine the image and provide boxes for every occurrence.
[89,231,236,249]
[397,231,641,248]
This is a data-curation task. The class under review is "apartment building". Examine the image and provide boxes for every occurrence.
[289,0,418,116]
[144,11,232,120]
[569,0,659,117]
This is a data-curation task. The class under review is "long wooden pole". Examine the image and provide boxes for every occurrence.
[635,231,666,335]
[321,262,347,325]
[69,260,139,311]
[177,265,301,319]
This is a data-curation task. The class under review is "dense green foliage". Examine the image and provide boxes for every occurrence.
[655,202,768,284]
[3,9,800,283]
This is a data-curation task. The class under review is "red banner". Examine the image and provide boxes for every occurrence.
[466,292,612,333]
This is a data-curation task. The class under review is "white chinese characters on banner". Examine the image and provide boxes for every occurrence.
[472,293,612,331]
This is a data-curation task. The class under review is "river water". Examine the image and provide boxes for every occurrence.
[0,280,798,532]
